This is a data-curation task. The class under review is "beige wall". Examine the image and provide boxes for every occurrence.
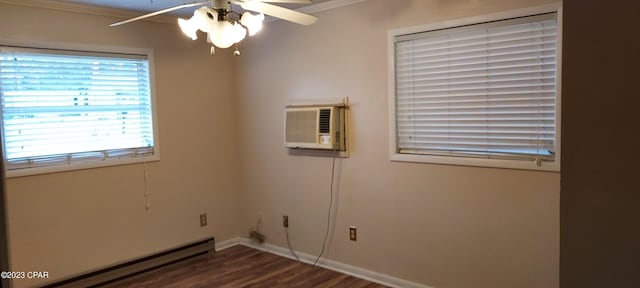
[236,1,560,288]
[0,0,564,287]
[0,3,240,287]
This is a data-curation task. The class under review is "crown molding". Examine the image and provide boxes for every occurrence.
[0,0,176,24]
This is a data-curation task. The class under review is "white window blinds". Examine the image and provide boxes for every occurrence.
[394,13,558,162]
[0,47,155,171]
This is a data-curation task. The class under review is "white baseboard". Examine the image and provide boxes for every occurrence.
[215,237,243,251]
[215,237,433,288]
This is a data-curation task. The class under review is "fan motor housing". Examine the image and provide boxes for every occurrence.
[212,0,231,10]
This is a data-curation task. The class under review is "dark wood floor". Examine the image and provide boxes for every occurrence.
[107,245,389,288]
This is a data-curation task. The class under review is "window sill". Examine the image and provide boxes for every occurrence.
[6,155,159,178]
[390,153,560,172]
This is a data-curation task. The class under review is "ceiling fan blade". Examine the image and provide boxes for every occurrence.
[233,1,318,26]
[110,1,209,27]
[259,0,312,3]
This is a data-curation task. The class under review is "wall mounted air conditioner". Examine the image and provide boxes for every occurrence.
[284,105,346,150]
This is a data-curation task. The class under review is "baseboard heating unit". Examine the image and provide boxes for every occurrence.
[41,237,215,288]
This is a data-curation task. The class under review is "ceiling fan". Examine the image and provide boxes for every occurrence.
[110,0,318,54]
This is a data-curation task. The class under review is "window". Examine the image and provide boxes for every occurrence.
[0,45,158,177]
[389,7,560,171]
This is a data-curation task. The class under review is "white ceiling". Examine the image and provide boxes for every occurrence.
[55,0,332,16]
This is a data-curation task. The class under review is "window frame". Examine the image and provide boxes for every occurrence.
[387,3,562,172]
[0,39,160,178]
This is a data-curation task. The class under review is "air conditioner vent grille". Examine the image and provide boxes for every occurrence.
[319,109,331,134]
[285,110,317,143]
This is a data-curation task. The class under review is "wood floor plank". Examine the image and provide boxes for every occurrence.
[106,245,388,288]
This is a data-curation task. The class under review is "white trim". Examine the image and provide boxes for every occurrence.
[0,0,177,24]
[0,37,154,56]
[391,154,559,172]
[387,2,562,172]
[216,237,434,288]
[6,157,160,178]
[388,3,562,37]
[215,237,244,251]
[554,5,563,174]
[297,0,369,14]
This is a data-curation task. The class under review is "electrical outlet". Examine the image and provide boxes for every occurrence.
[200,214,207,227]
[283,215,289,228]
[349,226,357,241]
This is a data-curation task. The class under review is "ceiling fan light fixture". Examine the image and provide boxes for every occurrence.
[232,22,248,43]
[194,7,215,33]
[178,17,199,40]
[112,0,318,54]
[240,12,265,36]
[206,20,245,49]
[177,6,258,49]
[178,7,211,40]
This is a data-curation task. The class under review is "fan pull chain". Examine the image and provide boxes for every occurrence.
[143,161,150,210]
